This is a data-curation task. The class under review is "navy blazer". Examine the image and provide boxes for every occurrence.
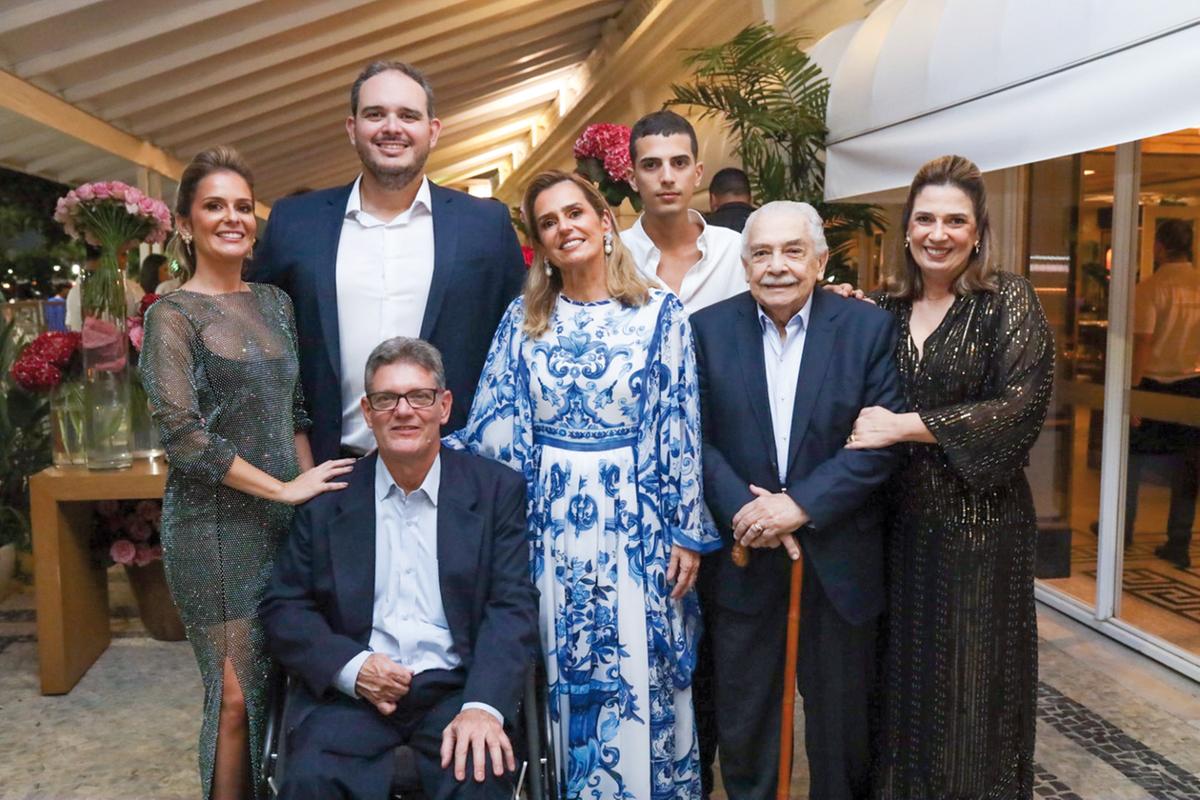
[259,447,539,736]
[691,290,904,625]
[249,181,526,462]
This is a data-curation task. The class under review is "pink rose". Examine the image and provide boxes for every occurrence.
[137,196,157,215]
[133,545,156,567]
[127,519,153,542]
[75,184,94,201]
[109,183,126,202]
[92,182,111,199]
[128,320,144,352]
[110,539,136,565]
[81,317,127,372]
[135,500,161,525]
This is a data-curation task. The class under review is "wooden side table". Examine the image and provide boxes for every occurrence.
[29,460,167,694]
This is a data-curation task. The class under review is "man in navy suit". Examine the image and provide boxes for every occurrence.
[249,61,526,463]
[261,337,538,799]
[691,202,903,800]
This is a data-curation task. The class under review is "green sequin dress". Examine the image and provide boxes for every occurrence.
[141,283,309,800]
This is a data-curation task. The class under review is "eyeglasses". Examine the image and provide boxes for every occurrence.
[365,388,440,411]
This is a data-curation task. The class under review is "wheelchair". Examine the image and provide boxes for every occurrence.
[261,659,560,800]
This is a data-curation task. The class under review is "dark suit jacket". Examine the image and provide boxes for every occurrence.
[249,181,526,462]
[692,290,904,625]
[260,446,539,737]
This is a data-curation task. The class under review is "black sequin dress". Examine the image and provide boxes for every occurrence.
[873,273,1054,800]
[141,284,309,800]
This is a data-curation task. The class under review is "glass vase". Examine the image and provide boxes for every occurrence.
[80,247,132,469]
[50,380,86,466]
[129,377,163,460]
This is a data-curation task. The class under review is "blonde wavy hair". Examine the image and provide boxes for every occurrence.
[520,171,653,336]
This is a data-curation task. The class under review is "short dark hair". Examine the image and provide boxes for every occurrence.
[364,337,446,394]
[351,60,435,118]
[629,110,698,163]
[709,167,751,198]
[1155,218,1194,259]
[137,253,168,294]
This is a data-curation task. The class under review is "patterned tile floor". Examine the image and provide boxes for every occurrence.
[2,574,1200,799]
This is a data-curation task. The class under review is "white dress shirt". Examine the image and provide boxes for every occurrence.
[758,294,813,483]
[622,209,747,314]
[1134,260,1200,383]
[336,175,436,452]
[334,454,501,721]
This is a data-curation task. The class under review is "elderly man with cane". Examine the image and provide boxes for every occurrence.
[690,202,903,800]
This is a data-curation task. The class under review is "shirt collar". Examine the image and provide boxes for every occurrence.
[375,451,441,506]
[757,290,814,336]
[630,208,712,257]
[345,174,432,222]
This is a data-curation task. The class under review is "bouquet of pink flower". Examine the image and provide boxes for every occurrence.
[573,123,641,210]
[93,499,163,567]
[53,181,172,248]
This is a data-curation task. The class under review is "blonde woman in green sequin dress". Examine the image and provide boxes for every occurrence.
[846,156,1054,799]
[142,146,355,800]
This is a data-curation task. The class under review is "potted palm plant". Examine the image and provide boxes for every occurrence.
[666,23,885,285]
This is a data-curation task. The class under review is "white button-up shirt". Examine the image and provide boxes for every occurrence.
[758,294,813,482]
[1134,260,1200,383]
[335,454,500,721]
[622,209,747,314]
[336,175,436,452]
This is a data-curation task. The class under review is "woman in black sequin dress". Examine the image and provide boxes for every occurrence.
[847,156,1054,799]
[141,147,354,800]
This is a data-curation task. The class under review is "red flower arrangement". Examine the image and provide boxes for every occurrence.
[573,123,641,210]
[9,331,82,392]
[127,293,160,353]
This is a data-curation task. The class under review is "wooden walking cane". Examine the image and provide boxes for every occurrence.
[729,536,803,800]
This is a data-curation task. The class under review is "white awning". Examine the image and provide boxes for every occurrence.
[818,0,1200,201]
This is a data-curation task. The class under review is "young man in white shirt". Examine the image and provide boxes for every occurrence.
[622,110,747,315]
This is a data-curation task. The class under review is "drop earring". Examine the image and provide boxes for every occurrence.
[603,231,614,256]
[973,240,981,254]
[544,261,553,278]
[903,235,910,249]
[180,230,193,244]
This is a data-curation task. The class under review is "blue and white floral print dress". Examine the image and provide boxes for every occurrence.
[449,289,719,800]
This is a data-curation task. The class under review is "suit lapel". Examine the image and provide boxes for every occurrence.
[785,291,841,479]
[421,182,460,340]
[328,459,377,641]
[435,450,483,657]
[318,183,354,381]
[734,295,778,472]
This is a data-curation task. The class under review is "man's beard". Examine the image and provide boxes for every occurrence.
[357,138,429,190]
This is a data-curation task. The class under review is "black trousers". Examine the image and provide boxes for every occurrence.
[1126,375,1200,547]
[278,669,514,800]
[703,554,880,800]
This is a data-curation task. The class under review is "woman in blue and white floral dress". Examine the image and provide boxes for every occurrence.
[449,171,718,800]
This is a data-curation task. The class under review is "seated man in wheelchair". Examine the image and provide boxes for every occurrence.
[261,337,539,800]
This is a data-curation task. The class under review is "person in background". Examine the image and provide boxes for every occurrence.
[138,253,170,295]
[622,110,747,315]
[451,170,719,799]
[248,59,525,464]
[66,242,144,330]
[43,280,70,331]
[705,167,756,233]
[141,145,354,800]
[849,155,1054,799]
[1127,218,1200,569]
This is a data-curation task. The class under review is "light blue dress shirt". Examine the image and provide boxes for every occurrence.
[757,293,813,483]
[334,454,501,722]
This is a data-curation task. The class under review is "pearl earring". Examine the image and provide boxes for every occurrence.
[544,261,553,278]
[180,230,193,244]
[903,236,910,249]
[603,232,614,256]
[973,240,981,254]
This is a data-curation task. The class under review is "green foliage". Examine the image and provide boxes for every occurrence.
[667,24,886,284]
[0,167,83,294]
[0,319,51,551]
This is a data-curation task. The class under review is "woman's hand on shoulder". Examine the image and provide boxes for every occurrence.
[822,283,875,304]
[278,458,356,505]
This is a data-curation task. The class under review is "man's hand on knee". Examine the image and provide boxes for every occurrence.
[354,653,412,715]
[439,708,515,782]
